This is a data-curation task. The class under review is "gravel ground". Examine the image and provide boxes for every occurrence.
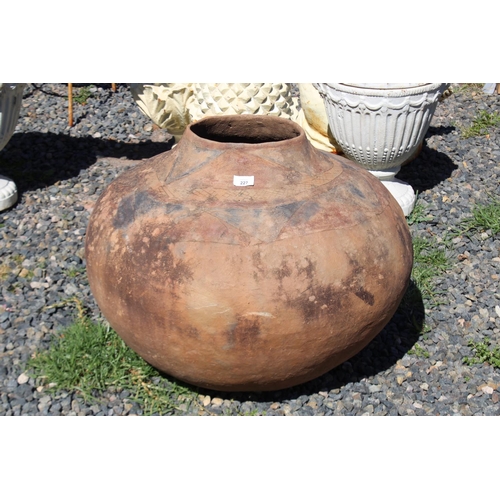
[1,83,499,416]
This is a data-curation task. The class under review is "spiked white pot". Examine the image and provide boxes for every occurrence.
[190,83,299,121]
[314,83,449,215]
[0,83,25,211]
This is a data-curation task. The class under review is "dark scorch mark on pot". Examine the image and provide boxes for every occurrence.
[288,283,343,322]
[349,183,366,199]
[273,258,293,282]
[288,201,321,226]
[225,317,261,348]
[274,201,302,221]
[113,193,136,230]
[113,191,184,230]
[285,252,376,323]
[125,223,194,291]
[297,257,316,280]
[354,287,375,306]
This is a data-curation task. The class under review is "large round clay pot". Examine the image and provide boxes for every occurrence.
[85,115,413,392]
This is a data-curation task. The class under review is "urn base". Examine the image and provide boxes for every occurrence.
[0,175,18,211]
[369,167,416,216]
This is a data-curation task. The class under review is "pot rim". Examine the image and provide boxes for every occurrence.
[183,114,306,150]
[315,83,449,98]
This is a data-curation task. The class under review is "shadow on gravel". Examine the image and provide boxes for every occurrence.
[397,126,459,193]
[0,131,174,195]
[182,282,426,407]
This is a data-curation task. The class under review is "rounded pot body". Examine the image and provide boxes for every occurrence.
[85,115,413,391]
[314,83,449,170]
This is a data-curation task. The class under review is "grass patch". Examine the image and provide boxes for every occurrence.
[27,314,199,415]
[406,197,433,226]
[463,340,500,369]
[410,236,450,302]
[461,110,500,138]
[399,232,450,342]
[452,83,483,95]
[460,196,500,236]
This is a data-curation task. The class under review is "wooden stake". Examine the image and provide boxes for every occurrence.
[68,83,73,128]
[112,83,117,92]
[496,83,500,95]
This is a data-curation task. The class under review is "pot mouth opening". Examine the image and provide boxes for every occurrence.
[190,115,301,144]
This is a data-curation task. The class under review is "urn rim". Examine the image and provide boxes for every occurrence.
[314,82,449,98]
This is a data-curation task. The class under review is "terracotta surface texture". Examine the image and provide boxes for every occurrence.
[85,115,413,391]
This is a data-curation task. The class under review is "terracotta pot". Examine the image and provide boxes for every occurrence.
[85,115,413,392]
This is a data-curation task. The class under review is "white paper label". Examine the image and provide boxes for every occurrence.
[233,175,254,187]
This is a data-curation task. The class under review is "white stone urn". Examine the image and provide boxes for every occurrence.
[0,83,26,211]
[130,83,299,142]
[313,83,449,215]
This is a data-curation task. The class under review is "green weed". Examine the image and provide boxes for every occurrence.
[460,196,500,236]
[23,270,35,280]
[463,340,500,369]
[63,267,84,278]
[461,110,500,138]
[11,254,24,266]
[408,342,430,358]
[73,86,93,105]
[27,315,199,415]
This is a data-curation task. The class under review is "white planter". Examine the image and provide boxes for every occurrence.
[0,83,25,211]
[314,83,449,215]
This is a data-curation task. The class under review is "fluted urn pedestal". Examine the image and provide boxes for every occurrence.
[85,115,413,392]
[0,83,25,211]
[314,83,449,216]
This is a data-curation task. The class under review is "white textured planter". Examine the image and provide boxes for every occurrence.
[190,83,298,121]
[314,83,449,215]
[0,83,25,211]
